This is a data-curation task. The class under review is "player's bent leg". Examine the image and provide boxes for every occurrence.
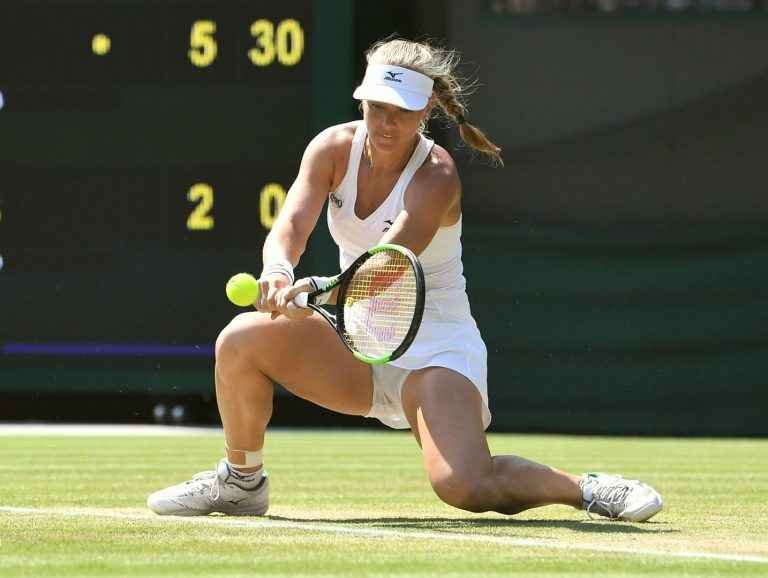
[148,310,373,517]
[401,367,662,521]
[215,311,373,464]
[402,367,584,515]
[216,310,373,419]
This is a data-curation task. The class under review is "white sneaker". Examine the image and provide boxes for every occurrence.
[580,473,663,522]
[147,459,269,516]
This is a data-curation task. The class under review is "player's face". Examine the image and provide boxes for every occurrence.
[363,101,428,153]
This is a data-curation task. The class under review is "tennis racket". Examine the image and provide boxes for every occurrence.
[292,243,425,365]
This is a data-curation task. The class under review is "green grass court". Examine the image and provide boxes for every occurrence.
[1,429,767,577]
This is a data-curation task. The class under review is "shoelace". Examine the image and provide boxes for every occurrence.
[186,464,262,503]
[586,482,631,520]
[184,469,223,502]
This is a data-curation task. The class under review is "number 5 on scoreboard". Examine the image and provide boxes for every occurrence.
[189,21,217,67]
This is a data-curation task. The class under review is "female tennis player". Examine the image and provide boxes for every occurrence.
[148,38,663,521]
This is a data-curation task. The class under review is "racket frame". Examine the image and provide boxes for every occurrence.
[304,243,425,365]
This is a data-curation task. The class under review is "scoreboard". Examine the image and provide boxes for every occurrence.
[0,1,353,394]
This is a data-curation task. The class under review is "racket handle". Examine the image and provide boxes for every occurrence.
[291,292,309,308]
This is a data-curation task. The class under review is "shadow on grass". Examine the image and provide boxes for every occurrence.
[267,515,676,535]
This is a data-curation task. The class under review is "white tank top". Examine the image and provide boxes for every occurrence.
[327,120,466,294]
[327,121,485,385]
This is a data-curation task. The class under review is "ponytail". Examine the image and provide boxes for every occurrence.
[432,76,503,167]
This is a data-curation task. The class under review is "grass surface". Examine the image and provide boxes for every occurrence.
[1,429,767,577]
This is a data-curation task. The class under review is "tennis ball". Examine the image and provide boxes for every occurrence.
[226,273,260,307]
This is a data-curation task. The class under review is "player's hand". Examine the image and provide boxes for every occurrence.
[254,273,291,318]
[275,277,314,320]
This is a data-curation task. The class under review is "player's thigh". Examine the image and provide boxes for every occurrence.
[401,367,493,485]
[217,311,373,416]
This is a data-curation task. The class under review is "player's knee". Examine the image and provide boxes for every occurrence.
[430,471,490,513]
[215,313,265,373]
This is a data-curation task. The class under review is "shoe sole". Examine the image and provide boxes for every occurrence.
[147,499,269,517]
[620,500,663,522]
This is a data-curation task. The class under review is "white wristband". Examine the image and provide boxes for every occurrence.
[261,259,294,284]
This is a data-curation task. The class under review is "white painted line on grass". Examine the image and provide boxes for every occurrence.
[1,506,765,564]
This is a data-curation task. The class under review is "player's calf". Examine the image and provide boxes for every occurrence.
[429,470,496,513]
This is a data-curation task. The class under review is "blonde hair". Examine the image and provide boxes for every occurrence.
[364,38,503,167]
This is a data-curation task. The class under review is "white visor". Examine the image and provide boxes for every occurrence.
[353,64,434,111]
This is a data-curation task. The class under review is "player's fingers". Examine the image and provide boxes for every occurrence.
[253,279,272,312]
[280,278,314,308]
[275,283,313,319]
[254,276,288,313]
[266,283,285,311]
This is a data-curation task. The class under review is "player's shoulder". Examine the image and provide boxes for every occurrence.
[307,122,357,156]
[414,142,460,199]
[425,142,459,180]
[302,123,358,182]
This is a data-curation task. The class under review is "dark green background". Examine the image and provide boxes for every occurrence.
[1,0,766,435]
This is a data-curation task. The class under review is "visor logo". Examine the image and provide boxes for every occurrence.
[384,71,403,83]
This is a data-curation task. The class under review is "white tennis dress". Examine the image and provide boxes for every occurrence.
[327,121,491,429]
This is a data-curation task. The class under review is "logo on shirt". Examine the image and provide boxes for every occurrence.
[330,192,342,208]
[384,71,403,83]
[382,219,394,232]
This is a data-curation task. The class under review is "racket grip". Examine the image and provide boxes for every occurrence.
[292,292,309,308]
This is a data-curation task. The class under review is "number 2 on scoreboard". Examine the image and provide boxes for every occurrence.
[187,183,214,230]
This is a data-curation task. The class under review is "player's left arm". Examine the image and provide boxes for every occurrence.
[379,150,460,255]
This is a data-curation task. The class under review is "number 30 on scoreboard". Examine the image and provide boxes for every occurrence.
[186,182,286,232]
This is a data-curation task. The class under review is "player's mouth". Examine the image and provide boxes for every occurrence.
[374,132,395,143]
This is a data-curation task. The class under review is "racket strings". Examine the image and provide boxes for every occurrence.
[342,250,418,358]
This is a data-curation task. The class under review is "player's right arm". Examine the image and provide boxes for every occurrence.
[256,126,344,317]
